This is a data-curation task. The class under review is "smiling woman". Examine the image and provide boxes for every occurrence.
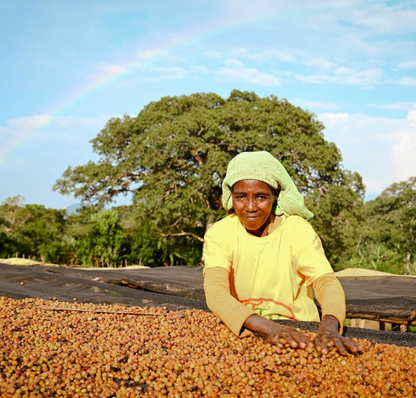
[203,151,361,355]
[231,180,278,237]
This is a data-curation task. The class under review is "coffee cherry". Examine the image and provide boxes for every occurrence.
[0,297,414,397]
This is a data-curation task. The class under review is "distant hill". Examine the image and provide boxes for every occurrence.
[65,202,131,215]
[66,203,82,215]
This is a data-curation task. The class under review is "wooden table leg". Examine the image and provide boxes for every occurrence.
[392,323,401,331]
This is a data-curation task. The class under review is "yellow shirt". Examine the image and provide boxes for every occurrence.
[203,214,334,322]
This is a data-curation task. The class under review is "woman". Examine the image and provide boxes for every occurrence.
[203,151,360,355]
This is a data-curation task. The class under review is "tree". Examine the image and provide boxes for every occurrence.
[0,196,32,232]
[64,208,125,267]
[362,177,416,274]
[306,171,365,269]
[0,196,33,258]
[54,90,365,266]
[21,204,67,263]
[0,197,67,262]
[90,209,124,267]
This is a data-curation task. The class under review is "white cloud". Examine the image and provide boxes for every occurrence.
[318,109,416,197]
[0,115,54,164]
[305,58,337,69]
[0,114,115,155]
[228,48,294,62]
[215,59,282,86]
[295,67,382,86]
[351,3,416,35]
[137,49,158,60]
[295,74,333,84]
[134,60,283,86]
[80,63,129,90]
[96,63,127,75]
[291,98,340,111]
[144,66,190,81]
[386,76,416,87]
[221,0,292,22]
[307,0,360,9]
[45,115,116,142]
[398,60,416,69]
[368,102,416,112]
[391,109,416,181]
[191,65,210,74]
[0,114,117,208]
[320,113,349,119]
[334,66,354,75]
[271,69,293,77]
[339,68,383,86]
[1,115,53,135]
[202,51,223,58]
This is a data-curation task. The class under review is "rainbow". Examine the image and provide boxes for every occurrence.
[0,64,128,165]
[0,8,276,165]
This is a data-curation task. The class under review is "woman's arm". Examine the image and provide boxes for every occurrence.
[313,273,346,331]
[203,267,255,336]
[288,218,361,355]
[204,267,313,348]
[313,274,361,355]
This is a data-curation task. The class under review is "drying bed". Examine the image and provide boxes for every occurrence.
[1,297,415,397]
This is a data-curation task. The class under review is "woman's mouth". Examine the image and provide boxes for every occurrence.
[245,215,260,220]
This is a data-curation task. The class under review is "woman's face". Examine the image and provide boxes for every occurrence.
[232,179,276,237]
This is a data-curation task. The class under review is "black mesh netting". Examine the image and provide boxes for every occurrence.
[1,263,415,347]
[0,263,207,311]
[272,320,416,348]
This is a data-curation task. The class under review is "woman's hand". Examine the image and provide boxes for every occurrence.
[244,314,313,349]
[314,315,362,355]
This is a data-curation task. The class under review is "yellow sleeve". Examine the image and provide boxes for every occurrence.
[313,273,346,333]
[203,267,255,336]
[290,216,334,286]
[203,218,232,273]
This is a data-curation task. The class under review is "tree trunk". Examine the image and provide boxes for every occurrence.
[205,214,216,235]
[200,214,217,265]
[404,252,412,275]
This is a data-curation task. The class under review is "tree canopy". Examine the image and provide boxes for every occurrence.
[0,196,67,263]
[54,90,365,267]
[360,177,416,274]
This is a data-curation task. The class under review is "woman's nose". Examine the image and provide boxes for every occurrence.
[246,197,257,212]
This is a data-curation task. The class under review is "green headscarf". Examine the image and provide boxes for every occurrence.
[222,151,314,220]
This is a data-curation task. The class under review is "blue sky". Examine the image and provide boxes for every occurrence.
[1,0,415,209]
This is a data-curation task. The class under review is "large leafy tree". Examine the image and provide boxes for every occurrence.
[362,177,416,274]
[55,90,364,266]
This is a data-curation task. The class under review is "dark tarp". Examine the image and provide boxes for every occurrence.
[1,263,415,347]
[0,263,207,311]
[39,265,416,325]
